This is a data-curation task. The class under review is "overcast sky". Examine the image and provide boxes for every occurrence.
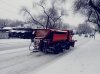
[0,0,86,26]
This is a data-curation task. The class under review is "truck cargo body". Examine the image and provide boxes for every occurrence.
[32,29,75,54]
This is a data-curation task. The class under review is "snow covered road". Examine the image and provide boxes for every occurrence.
[30,34,100,74]
[0,39,71,74]
[0,39,30,51]
[0,35,94,74]
[0,50,64,74]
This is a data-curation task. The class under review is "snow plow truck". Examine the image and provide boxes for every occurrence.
[30,29,76,54]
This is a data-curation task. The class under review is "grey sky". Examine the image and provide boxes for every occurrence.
[0,0,86,26]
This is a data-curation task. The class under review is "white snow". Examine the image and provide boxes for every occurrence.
[0,34,100,74]
[3,27,12,30]
[29,34,100,74]
[0,39,30,44]
[0,39,65,74]
[0,47,28,55]
[0,39,30,48]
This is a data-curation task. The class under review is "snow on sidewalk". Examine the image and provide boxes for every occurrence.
[30,36,100,74]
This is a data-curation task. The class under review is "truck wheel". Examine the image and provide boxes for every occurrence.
[53,49,59,54]
[59,48,64,52]
[43,47,48,53]
[66,45,70,50]
[42,41,48,53]
[53,46,61,54]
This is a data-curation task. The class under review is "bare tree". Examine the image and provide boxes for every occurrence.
[9,21,23,27]
[0,19,6,28]
[74,0,100,31]
[0,19,23,28]
[21,0,67,29]
[77,23,93,34]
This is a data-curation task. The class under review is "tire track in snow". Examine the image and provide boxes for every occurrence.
[0,36,93,74]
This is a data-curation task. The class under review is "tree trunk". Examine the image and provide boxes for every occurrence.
[46,16,49,29]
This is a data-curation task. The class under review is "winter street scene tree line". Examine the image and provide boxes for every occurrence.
[0,0,100,74]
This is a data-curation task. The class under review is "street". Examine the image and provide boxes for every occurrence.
[0,35,95,74]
